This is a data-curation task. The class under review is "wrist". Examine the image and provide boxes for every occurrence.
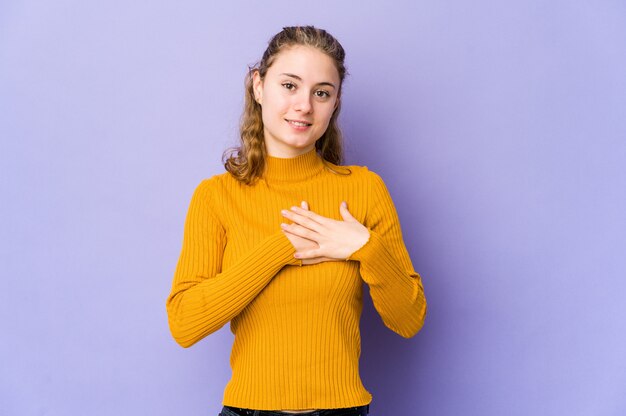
[346,228,371,261]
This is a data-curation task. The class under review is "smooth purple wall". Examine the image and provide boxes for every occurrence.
[1,1,625,415]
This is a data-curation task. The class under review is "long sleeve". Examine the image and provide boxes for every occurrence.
[346,170,427,338]
[166,178,300,348]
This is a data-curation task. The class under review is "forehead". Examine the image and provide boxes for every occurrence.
[267,45,340,84]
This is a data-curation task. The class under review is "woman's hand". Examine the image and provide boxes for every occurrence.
[280,202,333,265]
[280,200,370,265]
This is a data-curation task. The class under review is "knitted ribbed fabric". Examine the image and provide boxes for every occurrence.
[166,147,427,410]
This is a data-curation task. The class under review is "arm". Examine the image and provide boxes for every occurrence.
[166,178,299,348]
[346,170,427,338]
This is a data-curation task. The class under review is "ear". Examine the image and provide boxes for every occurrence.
[252,70,263,105]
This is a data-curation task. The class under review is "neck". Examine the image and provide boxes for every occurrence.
[263,147,325,183]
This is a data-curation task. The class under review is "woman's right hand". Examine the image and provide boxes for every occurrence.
[281,201,336,265]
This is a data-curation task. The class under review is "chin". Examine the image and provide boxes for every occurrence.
[284,139,317,148]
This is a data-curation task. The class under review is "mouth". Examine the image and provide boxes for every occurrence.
[285,119,313,127]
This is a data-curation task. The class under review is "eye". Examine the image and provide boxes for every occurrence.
[282,82,296,91]
[315,90,331,98]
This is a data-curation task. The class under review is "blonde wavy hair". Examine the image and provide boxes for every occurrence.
[222,26,350,185]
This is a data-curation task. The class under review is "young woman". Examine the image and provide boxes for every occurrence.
[166,26,427,416]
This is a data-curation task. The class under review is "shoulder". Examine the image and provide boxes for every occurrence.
[193,174,223,193]
[336,164,395,208]
[186,174,232,224]
[325,161,387,188]
[322,159,372,178]
[189,173,231,205]
[196,170,239,189]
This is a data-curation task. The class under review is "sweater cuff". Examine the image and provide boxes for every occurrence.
[346,228,381,263]
[277,230,302,267]
[346,230,415,289]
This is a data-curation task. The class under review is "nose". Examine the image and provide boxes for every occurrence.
[293,91,313,113]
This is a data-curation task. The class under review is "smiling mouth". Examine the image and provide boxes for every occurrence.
[286,119,312,127]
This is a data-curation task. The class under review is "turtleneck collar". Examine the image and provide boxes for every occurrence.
[263,148,325,183]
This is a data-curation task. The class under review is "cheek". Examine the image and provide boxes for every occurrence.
[260,100,279,126]
[262,89,290,115]
[317,103,337,124]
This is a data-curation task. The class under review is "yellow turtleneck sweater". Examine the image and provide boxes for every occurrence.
[166,148,427,410]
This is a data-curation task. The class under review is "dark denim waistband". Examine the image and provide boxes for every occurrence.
[220,404,370,416]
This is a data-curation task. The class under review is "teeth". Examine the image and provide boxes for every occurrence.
[290,120,310,127]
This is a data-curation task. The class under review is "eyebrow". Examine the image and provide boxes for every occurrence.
[279,73,336,89]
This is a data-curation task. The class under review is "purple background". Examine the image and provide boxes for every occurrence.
[1,1,625,415]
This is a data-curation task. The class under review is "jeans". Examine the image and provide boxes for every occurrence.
[219,404,370,416]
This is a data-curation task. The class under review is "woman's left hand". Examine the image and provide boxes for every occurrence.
[281,201,370,262]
